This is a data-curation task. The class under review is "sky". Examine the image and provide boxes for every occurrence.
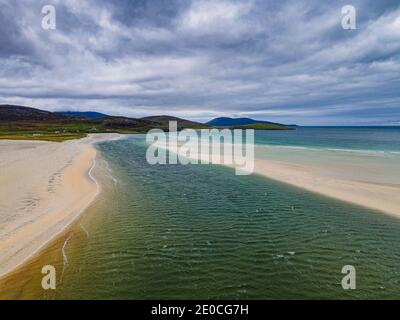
[0,0,400,125]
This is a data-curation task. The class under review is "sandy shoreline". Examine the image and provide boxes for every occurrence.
[0,134,120,279]
[251,159,400,217]
[1,134,399,279]
[158,141,400,217]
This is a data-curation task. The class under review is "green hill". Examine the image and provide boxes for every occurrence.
[0,105,209,141]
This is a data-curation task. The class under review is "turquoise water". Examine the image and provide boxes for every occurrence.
[255,127,400,152]
[254,127,400,185]
[50,129,400,299]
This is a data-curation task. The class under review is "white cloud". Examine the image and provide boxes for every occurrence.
[0,0,400,125]
[178,0,253,36]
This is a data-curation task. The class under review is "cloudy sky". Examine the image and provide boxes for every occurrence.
[1,0,400,125]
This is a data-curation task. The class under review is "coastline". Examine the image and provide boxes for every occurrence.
[0,134,120,279]
[1,132,399,284]
[158,141,400,218]
[1,132,400,299]
[250,158,400,217]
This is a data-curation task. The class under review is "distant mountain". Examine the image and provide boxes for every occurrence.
[207,117,287,127]
[0,105,212,141]
[141,115,208,129]
[0,104,65,121]
[55,111,110,120]
[1,105,296,143]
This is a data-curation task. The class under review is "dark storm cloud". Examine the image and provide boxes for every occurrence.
[0,0,399,125]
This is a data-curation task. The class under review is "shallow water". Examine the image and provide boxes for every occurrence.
[1,129,400,299]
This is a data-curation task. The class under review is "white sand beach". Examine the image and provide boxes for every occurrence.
[158,141,400,217]
[0,134,119,278]
[251,158,400,217]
